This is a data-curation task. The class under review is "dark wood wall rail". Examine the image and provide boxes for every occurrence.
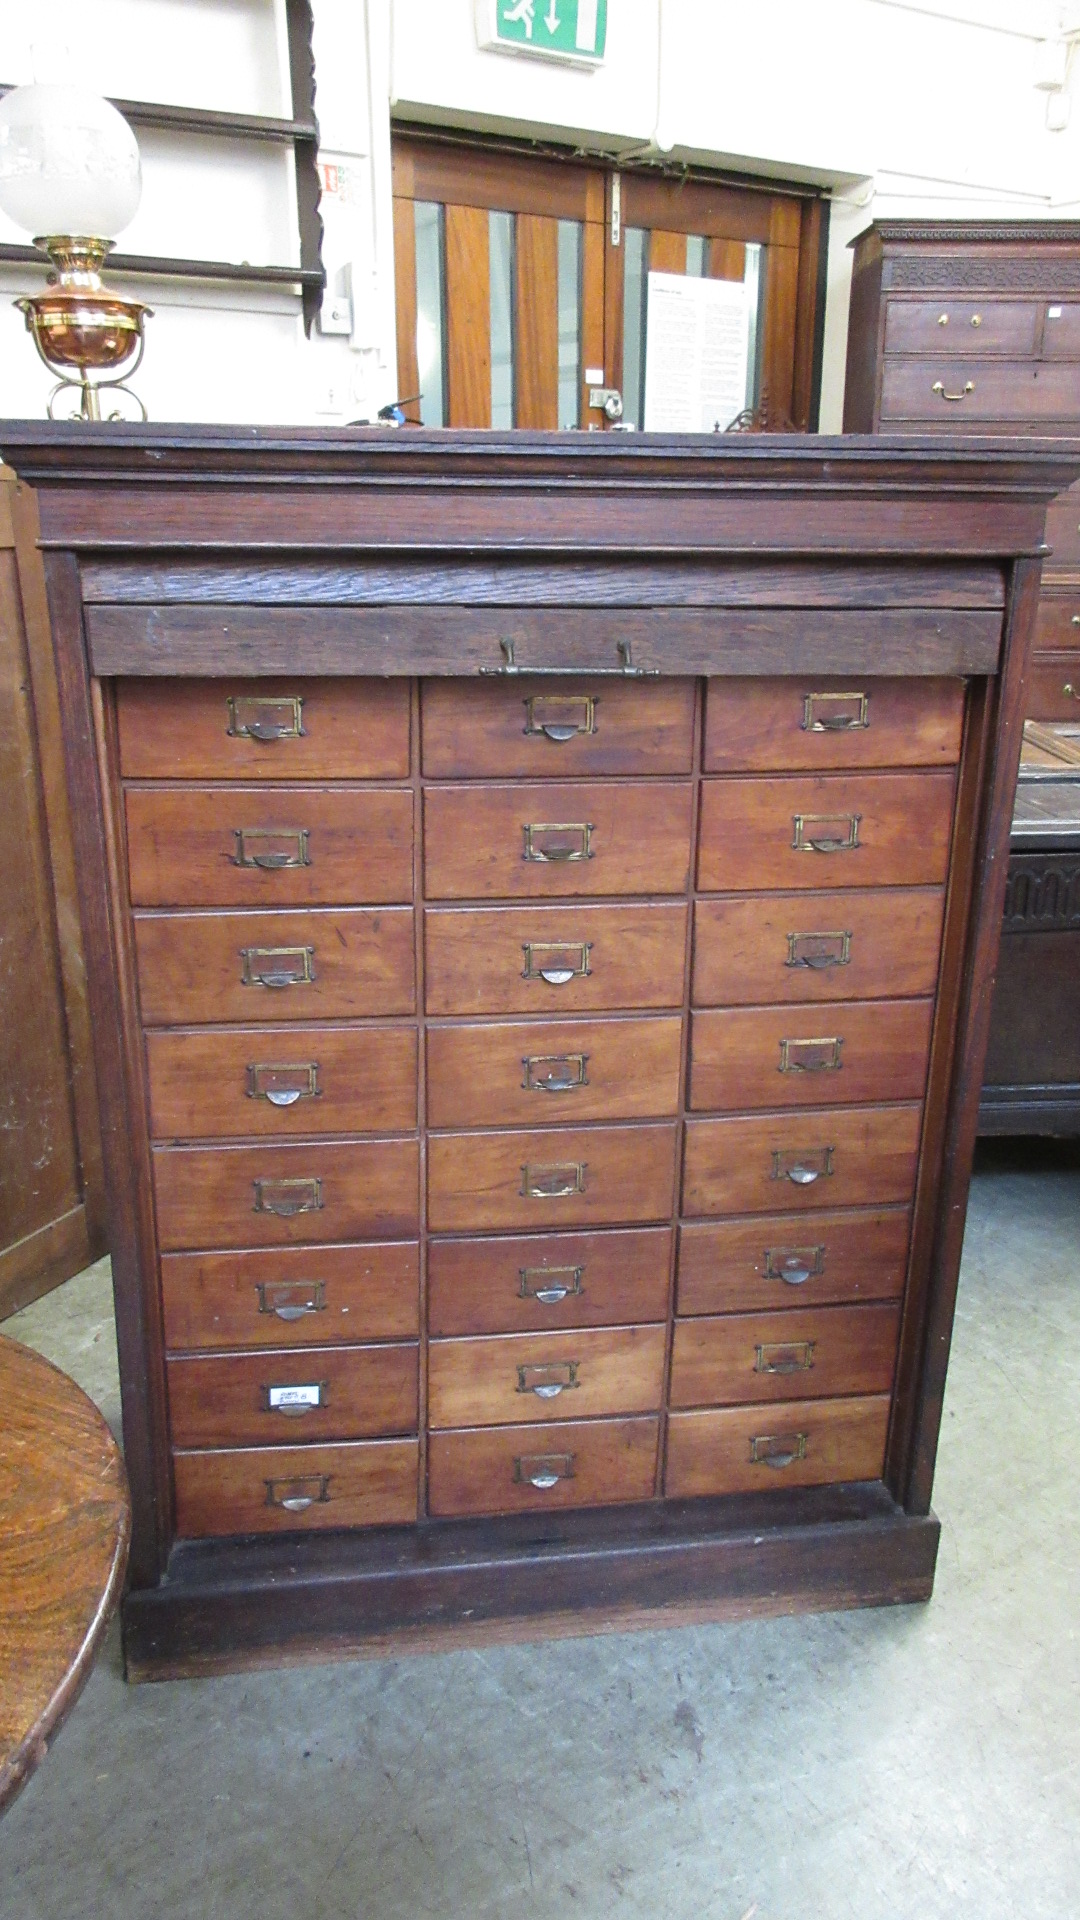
[1,424,1073,1679]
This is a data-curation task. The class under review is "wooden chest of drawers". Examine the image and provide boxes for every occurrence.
[844,221,1080,725]
[4,424,1072,1678]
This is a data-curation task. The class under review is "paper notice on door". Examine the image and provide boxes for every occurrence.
[643,271,752,433]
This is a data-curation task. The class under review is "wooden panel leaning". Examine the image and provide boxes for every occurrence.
[2,423,1072,1676]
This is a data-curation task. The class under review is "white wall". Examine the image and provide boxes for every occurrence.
[1,0,1078,426]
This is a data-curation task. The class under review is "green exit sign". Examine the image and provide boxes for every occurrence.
[476,0,608,65]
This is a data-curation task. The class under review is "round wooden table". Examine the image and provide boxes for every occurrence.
[0,1333,130,1814]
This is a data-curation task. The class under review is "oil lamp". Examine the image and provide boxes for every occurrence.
[0,83,151,419]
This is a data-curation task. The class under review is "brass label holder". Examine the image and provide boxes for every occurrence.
[256,1279,327,1321]
[792,813,861,854]
[227,693,305,742]
[801,691,869,733]
[253,1176,324,1217]
[785,929,852,971]
[523,822,594,863]
[524,693,598,741]
[749,1432,809,1469]
[522,1053,589,1093]
[264,1473,331,1512]
[778,1036,844,1074]
[233,827,311,871]
[521,1162,588,1198]
[522,940,592,984]
[512,1451,576,1488]
[246,1062,321,1106]
[519,1264,585,1303]
[240,945,315,989]
[516,1360,580,1398]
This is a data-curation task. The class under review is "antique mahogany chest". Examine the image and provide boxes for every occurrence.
[844,221,1080,1131]
[3,425,1072,1679]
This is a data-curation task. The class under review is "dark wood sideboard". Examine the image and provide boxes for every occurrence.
[844,220,1080,1132]
[1,424,1072,1679]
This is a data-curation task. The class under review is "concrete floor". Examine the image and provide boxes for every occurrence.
[1,1154,1078,1920]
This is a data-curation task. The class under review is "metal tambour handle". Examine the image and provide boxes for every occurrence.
[481,636,659,678]
[932,380,975,401]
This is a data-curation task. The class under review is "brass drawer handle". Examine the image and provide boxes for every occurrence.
[801,692,868,733]
[256,1279,327,1321]
[523,822,594,863]
[246,1062,321,1106]
[785,929,852,971]
[513,1451,575,1488]
[522,1052,589,1093]
[260,1380,328,1415]
[764,1245,825,1287]
[749,1432,808,1470]
[1063,683,1080,701]
[233,828,311,871]
[1071,615,1080,627]
[779,1036,843,1074]
[519,1264,585,1303]
[771,1147,833,1185]
[240,945,315,990]
[522,940,592,985]
[521,1161,587,1198]
[516,1360,580,1398]
[227,694,305,742]
[755,1340,815,1376]
[264,1472,330,1512]
[932,380,975,401]
[792,814,861,854]
[253,1176,323,1217]
[524,693,597,741]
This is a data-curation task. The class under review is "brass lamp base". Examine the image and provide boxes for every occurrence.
[16,236,152,421]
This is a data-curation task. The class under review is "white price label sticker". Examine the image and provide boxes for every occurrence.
[1049,306,1063,319]
[268,1384,322,1411]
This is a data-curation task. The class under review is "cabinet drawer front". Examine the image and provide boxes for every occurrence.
[168,1343,418,1448]
[704,677,964,773]
[692,889,945,1006]
[147,1026,417,1140]
[664,1396,889,1498]
[425,902,688,1014]
[424,783,693,899]
[1040,302,1080,357]
[880,357,1080,422]
[697,771,955,892]
[173,1437,419,1537]
[153,1139,420,1250]
[428,1416,658,1518]
[1044,484,1080,570]
[125,788,414,907]
[669,1303,900,1408]
[677,1208,910,1315]
[427,1015,682,1128]
[117,677,411,780]
[1026,656,1080,720]
[428,1227,671,1336]
[133,908,416,1026]
[429,1324,667,1429]
[161,1242,420,1350]
[421,677,695,777]
[428,1123,677,1232]
[883,300,1039,356]
[1034,597,1080,654]
[682,1104,923,1217]
[689,998,934,1112]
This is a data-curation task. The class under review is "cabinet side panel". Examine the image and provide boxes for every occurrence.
[43,554,172,1583]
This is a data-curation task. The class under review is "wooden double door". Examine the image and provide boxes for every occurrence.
[392,134,826,433]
